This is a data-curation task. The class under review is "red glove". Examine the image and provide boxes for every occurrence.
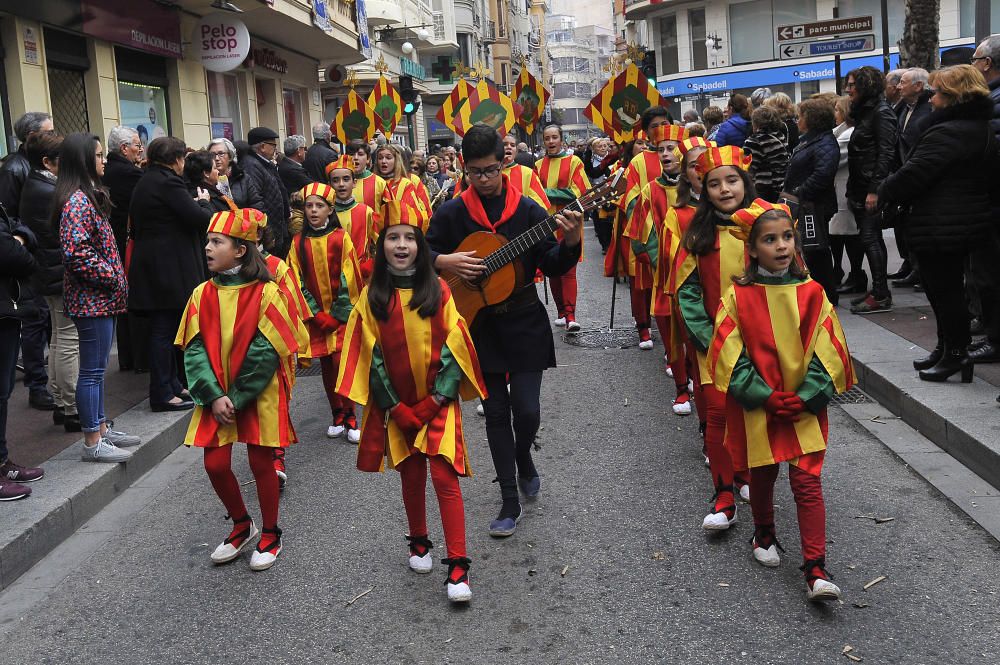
[636,252,651,265]
[412,395,443,424]
[390,402,423,432]
[764,391,797,418]
[312,312,339,333]
[782,394,807,416]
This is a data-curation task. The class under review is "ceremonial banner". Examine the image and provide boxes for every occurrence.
[511,68,550,134]
[435,78,472,133]
[452,80,524,137]
[332,88,379,143]
[366,76,403,135]
[584,63,668,142]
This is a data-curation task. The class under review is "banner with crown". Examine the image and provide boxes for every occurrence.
[510,68,550,135]
[584,63,668,143]
[452,80,524,137]
[367,76,403,135]
[332,88,380,143]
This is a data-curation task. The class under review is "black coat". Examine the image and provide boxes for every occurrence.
[879,96,998,254]
[783,129,840,221]
[847,97,897,202]
[277,157,312,197]
[894,91,934,169]
[188,181,231,213]
[0,203,38,320]
[103,153,144,246]
[227,162,266,211]
[425,188,580,373]
[18,170,62,296]
[989,77,1000,142]
[127,164,213,311]
[0,150,30,218]
[242,152,289,227]
[303,140,338,182]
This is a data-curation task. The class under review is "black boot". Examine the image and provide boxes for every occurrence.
[918,347,974,383]
[888,261,911,280]
[913,342,944,370]
[837,271,868,295]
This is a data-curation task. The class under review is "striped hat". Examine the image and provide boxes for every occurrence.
[678,137,713,156]
[729,198,793,241]
[693,145,752,180]
[298,182,337,205]
[207,208,267,243]
[324,155,356,177]
[649,123,689,145]
[382,198,429,231]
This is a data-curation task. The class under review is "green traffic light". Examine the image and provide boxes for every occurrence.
[404,102,415,114]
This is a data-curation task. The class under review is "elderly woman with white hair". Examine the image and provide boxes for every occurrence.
[207,137,265,211]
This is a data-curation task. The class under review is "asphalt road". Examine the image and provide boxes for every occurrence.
[2,232,999,664]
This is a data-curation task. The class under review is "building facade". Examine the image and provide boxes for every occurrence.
[0,0,363,157]
[546,11,613,142]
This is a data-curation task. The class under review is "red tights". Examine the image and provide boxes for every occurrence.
[204,445,280,531]
[397,453,466,559]
[629,278,651,330]
[702,384,734,493]
[687,346,707,428]
[655,315,689,392]
[549,264,578,318]
[750,464,827,562]
[320,355,353,416]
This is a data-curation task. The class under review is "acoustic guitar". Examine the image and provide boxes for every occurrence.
[443,168,627,326]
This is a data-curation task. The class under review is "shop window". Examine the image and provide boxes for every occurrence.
[283,88,303,137]
[44,28,90,135]
[688,9,707,71]
[659,15,679,76]
[118,81,168,146]
[832,0,903,50]
[959,0,1000,37]
[208,72,243,141]
[729,0,821,64]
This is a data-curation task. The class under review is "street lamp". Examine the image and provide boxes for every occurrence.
[401,41,414,55]
[704,33,722,68]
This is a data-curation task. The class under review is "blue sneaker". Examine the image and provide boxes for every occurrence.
[488,503,523,537]
[518,475,541,498]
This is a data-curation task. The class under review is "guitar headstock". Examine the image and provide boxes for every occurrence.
[575,168,627,213]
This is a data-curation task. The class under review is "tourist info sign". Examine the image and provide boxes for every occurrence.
[779,34,876,60]
[776,16,874,42]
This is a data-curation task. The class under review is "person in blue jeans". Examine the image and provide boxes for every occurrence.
[55,133,141,462]
[0,202,46,499]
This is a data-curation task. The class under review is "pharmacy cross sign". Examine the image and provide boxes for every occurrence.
[776,15,874,42]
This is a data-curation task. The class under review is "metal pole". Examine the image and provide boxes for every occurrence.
[834,4,842,95]
[880,0,891,74]
[406,114,416,150]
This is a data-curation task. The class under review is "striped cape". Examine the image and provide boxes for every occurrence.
[336,280,487,475]
[620,151,662,230]
[175,279,300,448]
[264,253,311,381]
[669,223,749,384]
[504,163,550,210]
[535,153,590,260]
[708,279,855,474]
[335,201,377,268]
[287,227,363,358]
[352,173,387,219]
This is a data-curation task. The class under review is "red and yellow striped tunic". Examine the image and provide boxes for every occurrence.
[536,152,590,261]
[175,279,300,448]
[352,172,386,218]
[335,201,377,270]
[287,227,363,358]
[708,278,855,474]
[336,280,487,475]
[408,173,433,212]
[620,151,662,234]
[264,253,310,380]
[504,163,551,210]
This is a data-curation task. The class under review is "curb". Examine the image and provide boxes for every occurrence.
[839,308,1000,491]
[0,401,190,591]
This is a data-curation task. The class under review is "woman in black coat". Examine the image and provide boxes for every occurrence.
[879,65,999,383]
[782,97,841,304]
[128,137,212,410]
[183,150,230,213]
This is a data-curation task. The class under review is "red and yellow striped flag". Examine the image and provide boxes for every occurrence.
[436,79,472,133]
[366,76,403,135]
[511,68,550,134]
[452,80,524,137]
[584,63,668,143]
[333,89,379,144]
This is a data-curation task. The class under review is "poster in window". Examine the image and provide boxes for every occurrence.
[118,81,168,144]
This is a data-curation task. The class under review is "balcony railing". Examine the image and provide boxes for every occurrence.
[484,20,496,43]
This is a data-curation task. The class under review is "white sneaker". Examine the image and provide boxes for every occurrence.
[704,455,710,468]
[553,317,567,327]
[672,396,692,415]
[409,551,433,573]
[476,403,485,416]
[752,541,781,567]
[638,339,654,350]
[211,520,259,564]
[103,422,141,447]
[448,580,472,603]
[249,529,282,571]
[738,484,751,502]
[807,578,842,602]
[327,424,345,438]
[702,505,737,530]
[566,319,581,332]
[347,427,361,444]
[81,438,132,463]
[665,362,674,378]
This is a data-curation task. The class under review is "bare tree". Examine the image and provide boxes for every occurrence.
[899,0,941,70]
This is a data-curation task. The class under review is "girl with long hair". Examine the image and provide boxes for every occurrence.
[375,144,430,224]
[336,200,486,604]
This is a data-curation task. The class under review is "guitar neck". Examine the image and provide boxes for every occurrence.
[482,199,584,276]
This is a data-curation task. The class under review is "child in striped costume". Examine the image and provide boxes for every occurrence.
[708,199,853,602]
[327,155,379,279]
[337,200,486,604]
[288,183,364,443]
[176,208,301,571]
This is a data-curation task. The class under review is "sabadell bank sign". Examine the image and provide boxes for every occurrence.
[195,13,250,73]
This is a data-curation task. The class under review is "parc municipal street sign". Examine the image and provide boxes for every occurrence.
[776,16,874,42]
[779,35,876,60]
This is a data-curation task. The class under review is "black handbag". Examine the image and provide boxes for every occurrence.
[781,195,829,251]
